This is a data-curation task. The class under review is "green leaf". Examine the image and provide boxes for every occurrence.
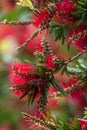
[50,79,68,96]
[74,118,81,130]
[50,22,69,43]
[61,66,70,77]
[55,26,64,41]
[31,88,38,104]
[67,66,82,74]
[27,90,34,106]
[58,119,73,130]
[19,90,29,99]
[77,59,87,70]
[61,66,67,75]
[27,88,38,106]
[27,91,32,106]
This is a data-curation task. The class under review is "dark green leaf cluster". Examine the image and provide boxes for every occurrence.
[50,22,69,44]
[66,58,87,90]
[76,0,87,25]
[58,118,81,130]
[67,58,87,79]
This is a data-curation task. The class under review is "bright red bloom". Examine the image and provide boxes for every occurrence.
[56,0,76,25]
[62,76,80,90]
[9,63,41,98]
[61,76,87,107]
[9,73,29,86]
[45,55,61,71]
[33,7,54,27]
[56,0,76,15]
[9,62,49,112]
[9,63,37,75]
[61,76,87,95]
[67,25,87,50]
[33,10,49,27]
[78,118,87,130]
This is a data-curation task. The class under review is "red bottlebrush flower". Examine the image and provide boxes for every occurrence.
[78,118,87,130]
[33,7,54,27]
[9,73,29,86]
[9,63,41,98]
[9,63,49,112]
[45,55,61,71]
[56,0,76,15]
[33,10,49,27]
[61,76,80,90]
[61,76,87,95]
[55,0,76,25]
[61,76,87,107]
[9,63,37,76]
[67,25,87,50]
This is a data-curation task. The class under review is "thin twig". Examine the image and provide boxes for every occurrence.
[17,25,47,51]
[22,112,57,130]
[0,20,33,26]
[49,78,87,98]
[48,85,79,98]
[64,51,83,65]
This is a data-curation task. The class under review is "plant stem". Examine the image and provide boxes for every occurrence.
[64,51,83,65]
[0,20,32,26]
[17,25,47,51]
[22,112,57,130]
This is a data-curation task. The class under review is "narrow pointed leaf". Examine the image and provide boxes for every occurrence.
[19,90,29,99]
[27,90,33,106]
[50,79,68,96]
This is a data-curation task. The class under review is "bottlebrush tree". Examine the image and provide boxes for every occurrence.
[1,0,87,130]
